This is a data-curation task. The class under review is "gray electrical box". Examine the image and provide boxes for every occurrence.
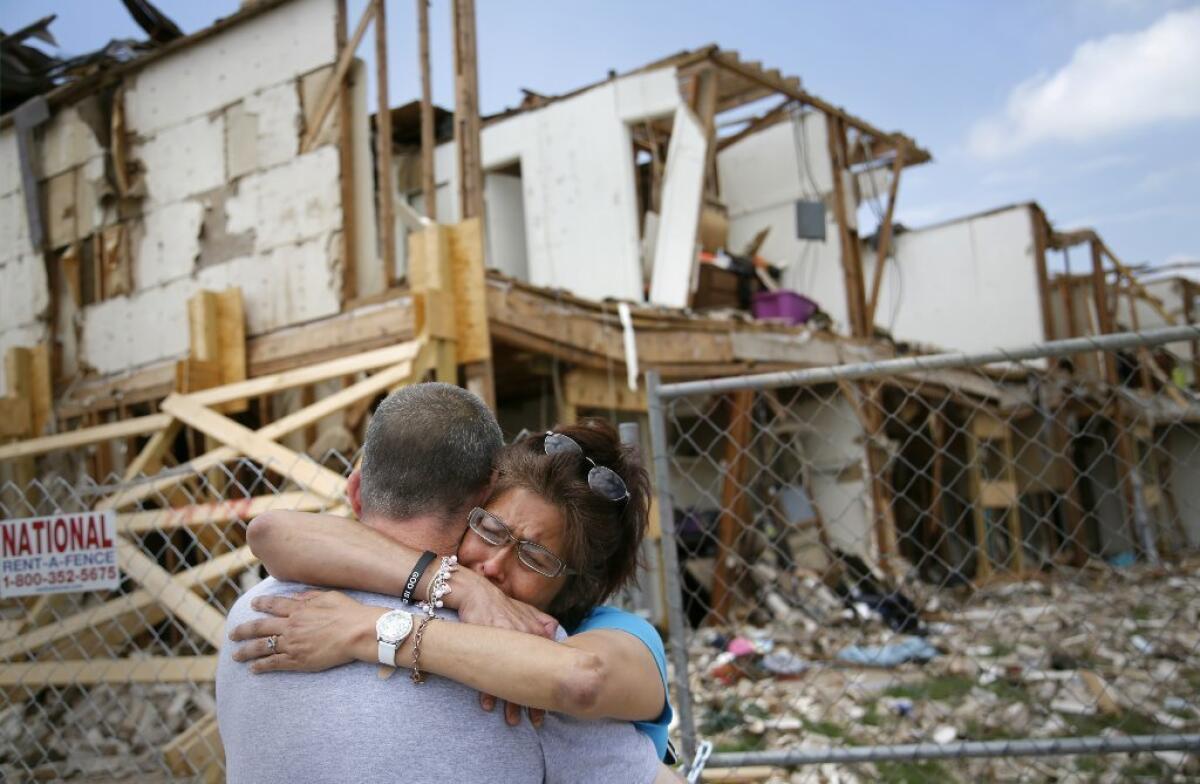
[795,199,826,241]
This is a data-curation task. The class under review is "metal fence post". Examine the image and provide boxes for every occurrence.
[646,370,698,766]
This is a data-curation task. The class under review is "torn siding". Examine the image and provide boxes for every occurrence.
[432,69,681,302]
[865,205,1045,353]
[122,0,338,136]
[0,0,357,386]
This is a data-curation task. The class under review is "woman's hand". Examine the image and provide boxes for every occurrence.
[450,567,559,638]
[229,590,380,673]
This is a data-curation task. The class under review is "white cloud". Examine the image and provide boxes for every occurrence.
[968,7,1200,157]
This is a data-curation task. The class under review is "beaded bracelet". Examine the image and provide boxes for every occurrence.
[418,555,457,618]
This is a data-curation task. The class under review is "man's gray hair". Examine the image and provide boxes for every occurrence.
[359,382,502,523]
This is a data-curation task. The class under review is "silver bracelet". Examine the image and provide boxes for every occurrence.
[418,555,457,618]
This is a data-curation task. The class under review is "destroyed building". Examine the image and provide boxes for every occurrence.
[0,0,1197,780]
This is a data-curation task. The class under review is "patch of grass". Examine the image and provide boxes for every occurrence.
[988,641,1015,658]
[983,679,1031,704]
[962,718,1019,741]
[713,733,765,754]
[875,760,957,784]
[1075,755,1106,774]
[883,675,975,703]
[801,718,845,739]
[861,702,883,727]
[743,702,769,720]
[1063,710,1161,737]
[1131,604,1153,621]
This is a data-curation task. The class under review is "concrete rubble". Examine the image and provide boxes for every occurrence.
[0,679,214,781]
[684,562,1200,782]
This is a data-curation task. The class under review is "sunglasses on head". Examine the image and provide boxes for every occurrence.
[542,431,630,504]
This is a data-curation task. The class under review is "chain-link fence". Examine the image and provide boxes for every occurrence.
[0,449,355,781]
[648,325,1200,782]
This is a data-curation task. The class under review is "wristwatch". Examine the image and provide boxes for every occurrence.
[376,609,414,667]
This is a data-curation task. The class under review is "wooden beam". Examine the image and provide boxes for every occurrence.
[417,0,436,220]
[0,656,217,686]
[116,540,229,649]
[1031,208,1057,343]
[300,0,376,153]
[122,418,181,480]
[374,0,398,287]
[159,395,348,502]
[452,0,484,221]
[708,51,930,165]
[0,414,173,462]
[335,0,359,304]
[708,388,753,624]
[0,547,255,661]
[99,358,415,510]
[186,340,420,409]
[825,115,869,338]
[163,712,223,778]
[564,367,648,413]
[120,492,339,534]
[864,144,906,329]
[0,397,31,439]
[447,219,491,364]
[716,99,790,152]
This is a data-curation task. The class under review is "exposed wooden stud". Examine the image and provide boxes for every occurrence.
[417,0,436,220]
[163,712,223,778]
[865,145,906,329]
[116,540,229,648]
[335,0,360,304]
[0,414,173,462]
[0,656,218,686]
[122,418,181,480]
[1031,208,1057,343]
[825,115,869,338]
[301,0,376,153]
[119,492,336,534]
[451,0,484,221]
[99,358,416,511]
[374,0,398,287]
[0,547,256,661]
[160,396,349,503]
[708,388,753,624]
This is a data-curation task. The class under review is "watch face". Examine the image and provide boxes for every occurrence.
[377,611,413,641]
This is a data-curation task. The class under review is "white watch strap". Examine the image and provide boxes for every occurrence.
[378,639,398,667]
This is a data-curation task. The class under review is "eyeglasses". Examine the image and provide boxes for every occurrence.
[467,506,576,578]
[542,432,630,504]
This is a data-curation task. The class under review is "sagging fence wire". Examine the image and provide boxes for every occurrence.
[649,326,1200,781]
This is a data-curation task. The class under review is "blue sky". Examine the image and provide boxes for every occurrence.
[5,0,1198,271]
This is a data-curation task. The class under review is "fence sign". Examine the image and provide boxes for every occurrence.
[0,511,120,598]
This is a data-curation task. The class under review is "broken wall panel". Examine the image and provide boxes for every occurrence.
[718,111,834,219]
[224,146,342,254]
[649,105,707,308]
[434,70,680,302]
[0,0,361,389]
[123,0,338,137]
[863,204,1045,353]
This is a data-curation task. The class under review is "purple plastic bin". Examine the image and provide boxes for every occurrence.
[752,291,817,325]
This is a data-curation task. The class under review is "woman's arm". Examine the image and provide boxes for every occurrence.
[234,591,666,723]
[247,511,556,637]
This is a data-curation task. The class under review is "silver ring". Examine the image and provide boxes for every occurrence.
[266,634,278,653]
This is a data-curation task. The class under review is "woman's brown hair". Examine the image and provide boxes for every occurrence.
[487,417,651,630]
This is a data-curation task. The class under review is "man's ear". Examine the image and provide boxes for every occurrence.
[347,469,364,519]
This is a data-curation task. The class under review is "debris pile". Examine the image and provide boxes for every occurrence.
[0,680,214,781]
[684,562,1200,782]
